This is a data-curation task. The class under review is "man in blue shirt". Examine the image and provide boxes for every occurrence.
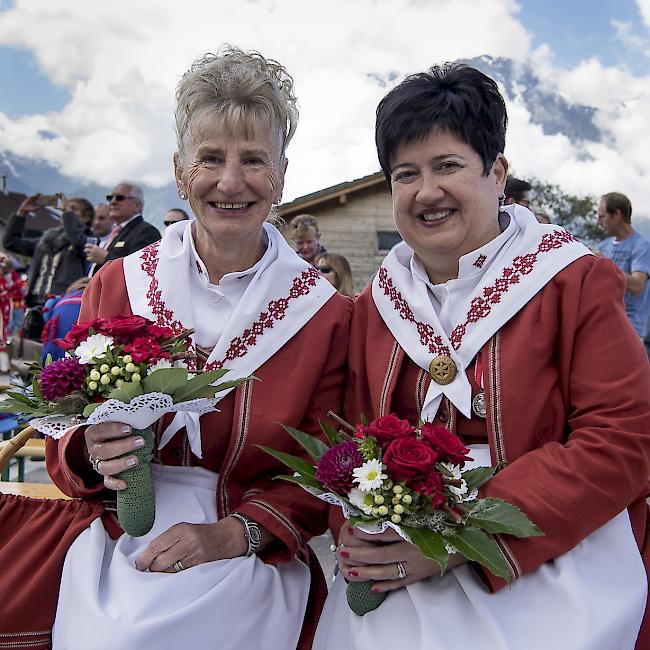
[597,192,650,346]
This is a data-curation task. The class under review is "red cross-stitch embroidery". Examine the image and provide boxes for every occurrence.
[378,267,451,357]
[473,254,487,268]
[448,229,577,349]
[141,244,321,371]
[205,268,321,370]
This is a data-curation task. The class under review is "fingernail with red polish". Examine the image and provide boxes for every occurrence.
[340,550,350,559]
[348,570,359,577]
[370,586,381,594]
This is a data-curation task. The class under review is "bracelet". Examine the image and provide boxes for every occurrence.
[230,513,263,557]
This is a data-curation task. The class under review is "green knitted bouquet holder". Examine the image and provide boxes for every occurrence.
[115,426,155,537]
[346,580,388,616]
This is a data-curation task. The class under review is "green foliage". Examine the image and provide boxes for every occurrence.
[279,423,329,461]
[447,526,511,580]
[466,498,544,537]
[528,177,602,243]
[462,466,496,494]
[257,445,317,478]
[319,419,344,446]
[400,525,449,574]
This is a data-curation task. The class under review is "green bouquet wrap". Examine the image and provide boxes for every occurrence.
[115,426,155,537]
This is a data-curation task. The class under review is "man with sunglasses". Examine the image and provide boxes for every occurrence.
[85,181,160,275]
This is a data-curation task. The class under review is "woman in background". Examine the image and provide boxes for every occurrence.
[315,252,354,297]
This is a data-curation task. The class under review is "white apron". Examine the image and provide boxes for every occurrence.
[313,447,647,650]
[53,465,310,649]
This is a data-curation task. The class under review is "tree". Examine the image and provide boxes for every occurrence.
[528,178,603,243]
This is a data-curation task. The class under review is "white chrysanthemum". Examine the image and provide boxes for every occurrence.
[441,462,469,500]
[74,333,114,364]
[352,459,387,492]
[147,358,173,375]
[348,488,376,515]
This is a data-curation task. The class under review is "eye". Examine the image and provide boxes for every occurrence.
[244,156,267,166]
[438,160,461,172]
[200,154,222,166]
[392,169,417,183]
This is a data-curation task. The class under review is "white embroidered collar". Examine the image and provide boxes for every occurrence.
[372,205,591,422]
[122,221,337,457]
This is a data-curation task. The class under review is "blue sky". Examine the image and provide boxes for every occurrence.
[518,0,649,73]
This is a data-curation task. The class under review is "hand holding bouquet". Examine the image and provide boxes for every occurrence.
[0,315,248,536]
[262,413,542,615]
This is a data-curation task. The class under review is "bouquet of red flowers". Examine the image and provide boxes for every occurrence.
[1,315,247,536]
[262,413,542,615]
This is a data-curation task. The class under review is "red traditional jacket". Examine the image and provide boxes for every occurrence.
[45,257,352,649]
[343,255,650,647]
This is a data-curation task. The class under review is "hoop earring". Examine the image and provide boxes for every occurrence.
[178,189,187,200]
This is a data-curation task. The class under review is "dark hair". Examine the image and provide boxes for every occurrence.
[70,197,95,224]
[376,62,507,186]
[504,177,531,202]
[167,208,190,220]
[601,192,632,224]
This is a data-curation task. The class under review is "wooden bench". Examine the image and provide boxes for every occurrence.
[0,438,46,481]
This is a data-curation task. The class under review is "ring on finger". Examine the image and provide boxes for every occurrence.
[88,453,102,474]
[396,561,407,580]
[173,560,185,572]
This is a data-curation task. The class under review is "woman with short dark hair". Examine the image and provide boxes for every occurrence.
[315,62,650,650]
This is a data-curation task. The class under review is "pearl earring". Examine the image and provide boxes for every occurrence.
[178,189,187,200]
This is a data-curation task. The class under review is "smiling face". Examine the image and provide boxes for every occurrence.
[390,130,507,282]
[174,114,286,251]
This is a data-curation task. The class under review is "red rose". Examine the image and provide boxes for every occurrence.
[413,469,446,508]
[55,318,106,351]
[99,315,153,342]
[383,436,438,485]
[420,423,472,465]
[363,414,415,447]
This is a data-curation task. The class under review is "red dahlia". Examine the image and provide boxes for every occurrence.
[39,357,86,401]
[315,441,364,494]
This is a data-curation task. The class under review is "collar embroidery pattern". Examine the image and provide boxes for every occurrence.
[378,266,451,356]
[449,229,577,349]
[473,254,487,268]
[140,242,321,371]
[205,267,322,370]
[379,228,577,356]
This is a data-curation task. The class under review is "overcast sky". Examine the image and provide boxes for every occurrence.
[1,0,649,216]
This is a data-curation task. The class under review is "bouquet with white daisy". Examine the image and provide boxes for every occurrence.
[0,314,248,537]
[262,413,542,615]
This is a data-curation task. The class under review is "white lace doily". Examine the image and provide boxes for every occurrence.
[30,393,219,440]
[303,486,413,542]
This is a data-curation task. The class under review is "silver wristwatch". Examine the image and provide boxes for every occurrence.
[230,513,262,557]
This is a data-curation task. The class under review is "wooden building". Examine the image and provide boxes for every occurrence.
[278,171,400,292]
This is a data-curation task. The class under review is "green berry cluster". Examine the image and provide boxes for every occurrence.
[86,354,147,396]
[370,482,417,524]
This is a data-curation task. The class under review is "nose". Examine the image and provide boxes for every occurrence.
[217,161,245,195]
[415,171,444,204]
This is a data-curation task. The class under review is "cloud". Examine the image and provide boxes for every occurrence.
[637,0,650,27]
[0,0,531,197]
